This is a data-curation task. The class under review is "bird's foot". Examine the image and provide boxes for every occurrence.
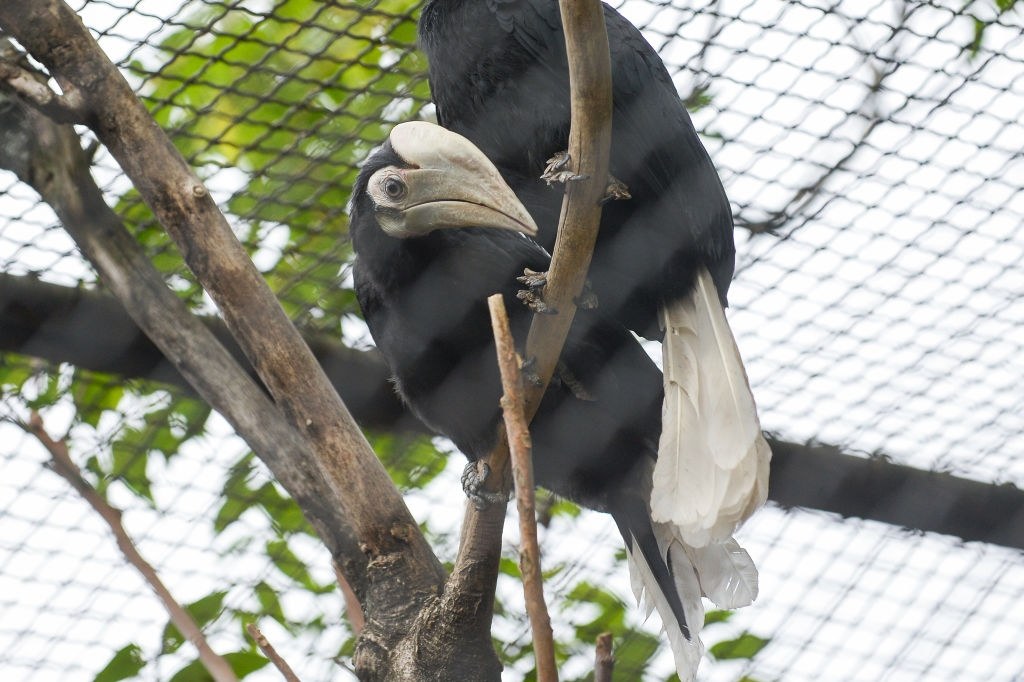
[574,279,599,310]
[517,268,558,314]
[520,356,543,387]
[600,176,631,204]
[517,267,548,289]
[461,460,508,509]
[517,288,558,315]
[541,151,587,185]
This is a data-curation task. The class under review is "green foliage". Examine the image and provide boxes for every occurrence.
[368,432,449,490]
[968,0,1021,58]
[709,633,770,661]
[93,644,146,682]
[162,591,229,655]
[266,538,334,594]
[118,0,431,332]
[168,651,269,681]
[102,394,212,503]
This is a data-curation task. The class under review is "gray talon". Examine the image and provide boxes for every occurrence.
[517,289,558,315]
[461,460,508,508]
[601,176,631,204]
[520,356,543,386]
[574,281,599,310]
[542,150,587,185]
[517,268,548,289]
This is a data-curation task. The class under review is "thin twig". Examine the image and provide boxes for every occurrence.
[0,56,84,122]
[246,623,302,682]
[488,295,557,682]
[594,633,614,682]
[19,411,238,682]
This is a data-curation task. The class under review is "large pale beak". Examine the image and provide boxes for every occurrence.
[385,121,539,238]
[400,167,539,237]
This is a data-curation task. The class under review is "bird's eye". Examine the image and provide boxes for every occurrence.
[382,176,406,200]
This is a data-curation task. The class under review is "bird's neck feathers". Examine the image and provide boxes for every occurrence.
[351,216,442,294]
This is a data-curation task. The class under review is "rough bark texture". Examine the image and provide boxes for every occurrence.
[0,73,368,594]
[0,6,458,678]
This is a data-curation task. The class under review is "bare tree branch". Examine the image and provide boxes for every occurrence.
[0,41,85,122]
[17,411,238,682]
[0,5,447,677]
[0,59,369,594]
[489,295,556,682]
[594,633,614,682]
[246,623,302,682]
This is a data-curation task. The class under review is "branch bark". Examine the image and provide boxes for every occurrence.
[594,633,614,682]
[489,295,556,682]
[18,412,238,682]
[0,59,368,592]
[246,623,302,682]
[0,7,446,678]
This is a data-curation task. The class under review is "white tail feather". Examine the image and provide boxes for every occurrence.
[625,531,704,681]
[625,521,761,681]
[651,266,771,546]
[684,537,758,609]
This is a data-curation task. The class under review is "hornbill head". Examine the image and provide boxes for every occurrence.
[360,121,538,239]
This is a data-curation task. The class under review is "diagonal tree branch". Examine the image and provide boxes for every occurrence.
[15,411,238,682]
[0,64,368,594]
[246,623,302,682]
[0,6,446,678]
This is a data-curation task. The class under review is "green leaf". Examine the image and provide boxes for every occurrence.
[969,17,985,58]
[93,643,145,682]
[70,373,124,428]
[708,632,770,661]
[704,609,733,626]
[168,659,208,682]
[0,356,39,392]
[254,581,287,625]
[25,371,62,410]
[162,591,229,654]
[111,439,153,503]
[368,433,448,490]
[266,539,332,594]
[608,630,660,679]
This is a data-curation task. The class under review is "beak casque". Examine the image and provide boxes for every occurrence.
[386,121,539,238]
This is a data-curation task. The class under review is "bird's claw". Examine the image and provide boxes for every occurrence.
[574,280,599,310]
[517,289,558,315]
[542,151,587,185]
[517,268,548,289]
[520,356,543,387]
[600,176,631,204]
[461,460,508,509]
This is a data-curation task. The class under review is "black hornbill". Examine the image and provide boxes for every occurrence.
[417,0,770,675]
[350,122,758,679]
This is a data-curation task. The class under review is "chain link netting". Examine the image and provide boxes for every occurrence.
[1,0,1022,680]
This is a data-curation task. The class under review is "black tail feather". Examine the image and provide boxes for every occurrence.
[610,496,691,641]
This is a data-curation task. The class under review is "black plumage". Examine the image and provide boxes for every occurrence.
[349,123,694,646]
[419,0,736,338]
[416,4,770,677]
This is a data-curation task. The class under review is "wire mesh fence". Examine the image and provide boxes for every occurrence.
[1,0,1022,680]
